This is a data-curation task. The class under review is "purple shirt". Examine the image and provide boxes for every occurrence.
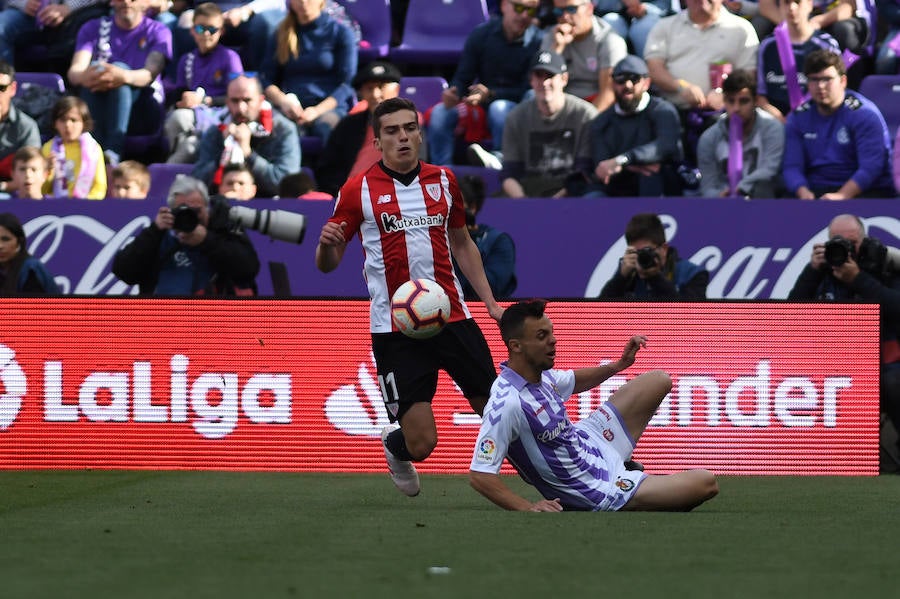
[75,16,172,73]
[175,45,243,97]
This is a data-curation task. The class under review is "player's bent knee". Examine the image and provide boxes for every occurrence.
[647,370,673,394]
[405,434,438,462]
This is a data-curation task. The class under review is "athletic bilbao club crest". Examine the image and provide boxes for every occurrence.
[426,184,441,201]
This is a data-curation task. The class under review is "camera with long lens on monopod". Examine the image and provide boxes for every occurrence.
[171,204,306,244]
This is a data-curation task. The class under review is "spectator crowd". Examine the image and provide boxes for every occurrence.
[0,0,898,201]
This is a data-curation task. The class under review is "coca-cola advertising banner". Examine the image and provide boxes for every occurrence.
[11,197,900,298]
[0,299,879,475]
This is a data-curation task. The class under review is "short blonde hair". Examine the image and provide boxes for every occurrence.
[110,160,151,193]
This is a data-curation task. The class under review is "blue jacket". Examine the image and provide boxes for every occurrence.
[783,91,894,195]
[260,13,358,113]
[450,16,543,103]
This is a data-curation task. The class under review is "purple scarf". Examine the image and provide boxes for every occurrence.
[728,114,744,197]
[774,22,804,111]
[50,134,102,199]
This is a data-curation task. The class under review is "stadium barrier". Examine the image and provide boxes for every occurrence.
[0,299,879,475]
[9,196,900,298]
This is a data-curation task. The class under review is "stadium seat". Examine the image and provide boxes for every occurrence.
[858,75,900,143]
[389,0,490,65]
[15,71,66,93]
[147,162,193,200]
[399,76,448,113]
[300,136,324,168]
[450,165,503,197]
[339,0,392,61]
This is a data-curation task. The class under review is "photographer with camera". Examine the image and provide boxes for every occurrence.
[112,175,260,296]
[789,213,900,470]
[599,212,708,300]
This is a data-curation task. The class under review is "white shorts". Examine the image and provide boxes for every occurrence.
[576,402,647,511]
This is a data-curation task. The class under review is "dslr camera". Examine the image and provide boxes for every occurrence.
[172,205,200,233]
[636,246,659,269]
[823,235,889,274]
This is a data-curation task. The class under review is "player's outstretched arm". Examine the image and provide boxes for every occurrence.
[448,226,505,321]
[572,335,648,394]
[315,221,347,273]
[469,471,563,512]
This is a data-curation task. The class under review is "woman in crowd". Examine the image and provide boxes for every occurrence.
[260,0,358,143]
[0,212,61,295]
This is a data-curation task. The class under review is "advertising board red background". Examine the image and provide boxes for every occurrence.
[0,299,880,475]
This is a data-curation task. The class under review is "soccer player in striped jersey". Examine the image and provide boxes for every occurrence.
[469,299,719,511]
[316,97,505,497]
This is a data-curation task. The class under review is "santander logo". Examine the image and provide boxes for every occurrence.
[0,344,26,430]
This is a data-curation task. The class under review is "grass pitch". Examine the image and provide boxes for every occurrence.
[1,471,897,599]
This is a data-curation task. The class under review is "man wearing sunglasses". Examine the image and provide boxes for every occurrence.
[0,60,40,188]
[426,0,542,165]
[697,69,784,198]
[541,0,627,113]
[584,55,683,197]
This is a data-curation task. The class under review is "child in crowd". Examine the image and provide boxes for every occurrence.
[219,163,257,201]
[42,96,107,200]
[164,2,243,164]
[108,161,151,199]
[4,147,48,200]
[277,171,332,199]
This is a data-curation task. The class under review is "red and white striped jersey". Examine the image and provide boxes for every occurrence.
[331,162,472,333]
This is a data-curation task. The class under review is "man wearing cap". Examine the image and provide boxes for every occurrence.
[500,50,597,197]
[316,61,413,197]
[583,54,683,197]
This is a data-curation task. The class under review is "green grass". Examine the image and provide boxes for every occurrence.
[1,472,898,598]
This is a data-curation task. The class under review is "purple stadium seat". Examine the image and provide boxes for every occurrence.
[389,0,490,65]
[146,163,193,200]
[399,76,448,113]
[450,165,502,197]
[339,0,392,61]
[15,72,66,93]
[858,75,900,142]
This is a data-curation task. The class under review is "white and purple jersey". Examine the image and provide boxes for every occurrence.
[470,362,646,511]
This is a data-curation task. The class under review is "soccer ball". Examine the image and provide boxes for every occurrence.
[390,279,451,339]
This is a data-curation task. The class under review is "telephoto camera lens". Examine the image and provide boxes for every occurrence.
[228,205,307,244]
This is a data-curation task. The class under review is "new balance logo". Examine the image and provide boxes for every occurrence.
[377,194,392,204]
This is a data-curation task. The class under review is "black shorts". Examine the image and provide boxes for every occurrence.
[371,319,496,423]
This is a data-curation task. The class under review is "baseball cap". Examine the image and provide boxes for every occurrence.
[612,55,649,78]
[530,51,567,76]
[352,61,402,89]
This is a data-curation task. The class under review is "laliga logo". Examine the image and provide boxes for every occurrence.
[0,344,26,430]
